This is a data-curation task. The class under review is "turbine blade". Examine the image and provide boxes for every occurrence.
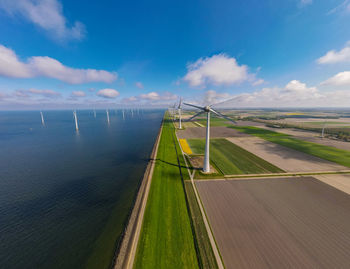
[210,108,236,124]
[183,102,205,111]
[178,97,183,109]
[186,111,204,121]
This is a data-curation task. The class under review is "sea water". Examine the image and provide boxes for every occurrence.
[0,109,163,269]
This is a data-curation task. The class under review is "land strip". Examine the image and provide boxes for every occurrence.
[113,120,163,269]
[133,117,199,269]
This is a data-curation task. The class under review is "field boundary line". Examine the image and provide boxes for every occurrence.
[175,129,225,269]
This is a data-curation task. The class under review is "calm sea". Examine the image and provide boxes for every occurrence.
[0,109,164,269]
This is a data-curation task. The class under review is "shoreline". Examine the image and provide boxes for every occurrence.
[113,118,164,269]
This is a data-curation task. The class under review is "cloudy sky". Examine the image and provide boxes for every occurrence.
[0,0,350,109]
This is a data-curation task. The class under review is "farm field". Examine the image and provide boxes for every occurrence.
[230,126,350,168]
[134,117,199,269]
[177,126,249,139]
[227,137,347,172]
[196,177,350,269]
[187,138,283,175]
[313,174,350,195]
[195,117,232,127]
[251,124,350,151]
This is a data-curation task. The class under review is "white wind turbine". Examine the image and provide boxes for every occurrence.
[73,110,79,131]
[40,111,45,126]
[93,109,96,118]
[106,109,110,125]
[321,121,326,138]
[183,102,236,173]
[178,98,183,129]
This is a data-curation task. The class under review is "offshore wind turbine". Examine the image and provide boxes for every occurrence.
[73,110,79,131]
[40,111,45,126]
[183,102,236,173]
[106,109,110,125]
[93,109,96,118]
[122,109,125,120]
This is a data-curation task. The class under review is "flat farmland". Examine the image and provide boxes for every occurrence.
[313,174,350,195]
[196,177,350,269]
[187,138,283,175]
[230,125,350,168]
[227,137,347,172]
[177,126,250,139]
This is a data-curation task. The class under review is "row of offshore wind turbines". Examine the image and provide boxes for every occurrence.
[170,98,236,173]
[39,108,143,131]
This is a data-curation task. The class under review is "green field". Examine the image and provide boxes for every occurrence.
[195,116,233,127]
[134,117,199,269]
[187,138,284,175]
[230,126,350,168]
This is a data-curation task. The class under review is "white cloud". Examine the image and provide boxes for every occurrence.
[183,54,256,88]
[213,80,334,108]
[71,90,86,97]
[14,88,61,98]
[317,42,350,64]
[0,44,117,83]
[0,0,85,41]
[97,88,120,98]
[252,79,265,86]
[299,0,312,7]
[202,90,232,105]
[327,1,350,15]
[321,71,350,86]
[135,81,144,89]
[123,91,177,104]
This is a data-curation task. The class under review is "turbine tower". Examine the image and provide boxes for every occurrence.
[73,110,79,131]
[183,103,236,173]
[106,109,110,125]
[178,98,183,129]
[40,111,45,126]
[93,109,96,118]
[321,121,326,138]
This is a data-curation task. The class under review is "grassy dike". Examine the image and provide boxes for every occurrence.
[230,126,350,168]
[133,115,200,269]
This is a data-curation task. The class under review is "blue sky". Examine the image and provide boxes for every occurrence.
[0,0,350,109]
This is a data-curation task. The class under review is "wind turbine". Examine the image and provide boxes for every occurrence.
[178,98,183,129]
[183,103,236,173]
[321,121,326,138]
[122,109,125,120]
[173,103,177,121]
[73,110,79,131]
[93,109,96,118]
[106,109,110,125]
[40,111,45,126]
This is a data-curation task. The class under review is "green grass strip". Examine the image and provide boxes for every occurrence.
[134,117,199,269]
[230,126,350,168]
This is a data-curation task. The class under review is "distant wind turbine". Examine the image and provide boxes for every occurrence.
[93,109,96,118]
[73,110,79,131]
[183,102,236,173]
[106,109,110,125]
[321,121,326,138]
[178,98,183,129]
[122,109,125,120]
[40,111,45,126]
